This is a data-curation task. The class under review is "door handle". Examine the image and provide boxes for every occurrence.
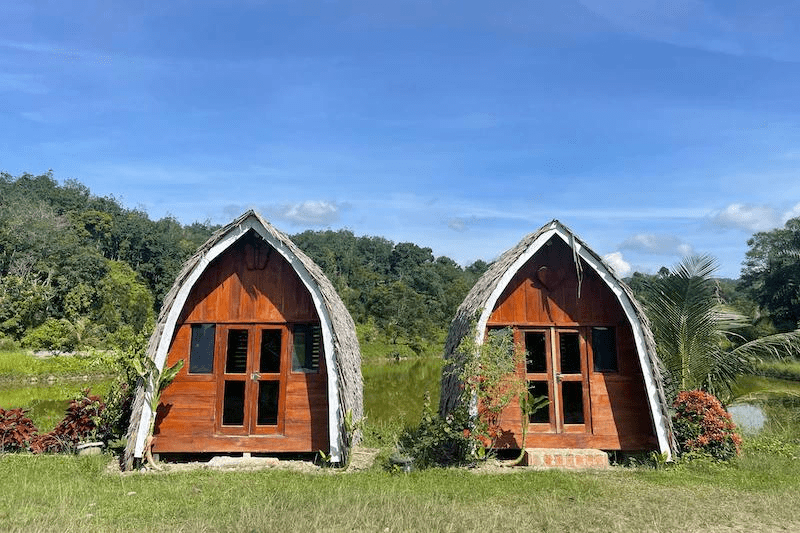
[251,372,261,381]
[555,372,563,382]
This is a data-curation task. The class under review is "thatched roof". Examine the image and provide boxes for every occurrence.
[439,220,677,459]
[123,210,362,469]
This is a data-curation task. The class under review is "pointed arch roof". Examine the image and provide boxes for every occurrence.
[439,220,676,458]
[123,210,362,468]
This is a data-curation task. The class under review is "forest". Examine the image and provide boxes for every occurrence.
[0,171,492,356]
[3,171,800,359]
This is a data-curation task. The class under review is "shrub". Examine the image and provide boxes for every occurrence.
[0,335,19,351]
[0,408,38,452]
[100,340,148,440]
[21,318,76,352]
[29,432,66,454]
[396,396,475,469]
[50,389,106,448]
[456,325,525,450]
[672,390,742,461]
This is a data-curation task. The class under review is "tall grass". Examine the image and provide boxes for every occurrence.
[0,350,111,378]
[1,452,799,532]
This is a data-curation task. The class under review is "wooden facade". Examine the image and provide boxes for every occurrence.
[124,211,362,468]
[152,232,329,454]
[440,220,675,457]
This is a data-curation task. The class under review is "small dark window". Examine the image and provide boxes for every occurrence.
[260,329,282,374]
[559,332,581,374]
[527,381,550,423]
[222,381,245,425]
[226,329,249,374]
[292,324,322,373]
[562,381,585,424]
[525,332,547,373]
[592,327,618,372]
[257,381,279,425]
[189,324,215,374]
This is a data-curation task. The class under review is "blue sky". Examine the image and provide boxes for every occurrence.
[2,1,800,278]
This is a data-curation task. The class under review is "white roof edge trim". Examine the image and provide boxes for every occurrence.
[133,215,343,462]
[475,222,672,460]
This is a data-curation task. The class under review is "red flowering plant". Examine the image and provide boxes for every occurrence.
[672,390,742,461]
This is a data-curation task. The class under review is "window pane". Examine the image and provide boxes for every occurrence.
[225,329,248,374]
[292,324,321,373]
[562,381,584,424]
[257,381,279,425]
[559,332,581,374]
[260,329,281,373]
[528,381,550,423]
[592,327,618,372]
[525,332,547,373]
[222,381,245,425]
[189,324,215,374]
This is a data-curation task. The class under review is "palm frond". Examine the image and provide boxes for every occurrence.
[731,330,800,362]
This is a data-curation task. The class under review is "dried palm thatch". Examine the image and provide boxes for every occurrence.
[438,220,677,458]
[123,210,362,469]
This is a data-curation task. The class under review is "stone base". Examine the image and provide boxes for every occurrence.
[522,448,609,469]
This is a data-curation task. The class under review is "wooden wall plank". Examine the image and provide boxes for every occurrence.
[154,231,329,455]
[487,237,657,452]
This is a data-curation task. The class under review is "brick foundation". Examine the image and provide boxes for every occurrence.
[522,448,609,469]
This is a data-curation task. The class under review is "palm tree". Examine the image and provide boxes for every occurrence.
[645,254,800,401]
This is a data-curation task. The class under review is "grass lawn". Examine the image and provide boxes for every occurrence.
[2,349,799,532]
[0,451,799,532]
[0,350,113,379]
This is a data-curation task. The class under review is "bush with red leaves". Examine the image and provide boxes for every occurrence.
[29,432,66,454]
[50,389,106,448]
[0,408,38,452]
[672,390,742,461]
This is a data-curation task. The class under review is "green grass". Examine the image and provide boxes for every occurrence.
[732,374,800,400]
[0,451,798,532]
[753,359,800,382]
[2,345,799,532]
[0,350,112,379]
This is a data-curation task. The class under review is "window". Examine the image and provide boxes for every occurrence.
[189,324,215,374]
[225,329,249,373]
[592,327,618,372]
[525,332,547,373]
[292,324,322,373]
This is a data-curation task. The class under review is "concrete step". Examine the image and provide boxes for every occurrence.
[522,448,609,469]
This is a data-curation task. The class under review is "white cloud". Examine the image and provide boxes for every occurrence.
[620,233,694,256]
[784,202,800,221]
[603,251,632,277]
[711,203,782,232]
[268,200,341,226]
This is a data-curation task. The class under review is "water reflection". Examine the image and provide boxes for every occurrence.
[728,403,767,435]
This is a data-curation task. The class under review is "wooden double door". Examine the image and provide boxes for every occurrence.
[216,324,288,436]
[521,327,591,435]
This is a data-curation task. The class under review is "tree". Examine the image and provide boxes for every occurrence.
[96,260,155,337]
[741,217,800,331]
[645,254,800,401]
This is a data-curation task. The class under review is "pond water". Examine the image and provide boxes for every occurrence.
[362,357,444,429]
[728,403,767,435]
[0,378,112,432]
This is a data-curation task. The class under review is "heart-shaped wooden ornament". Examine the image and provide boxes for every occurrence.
[536,266,565,291]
